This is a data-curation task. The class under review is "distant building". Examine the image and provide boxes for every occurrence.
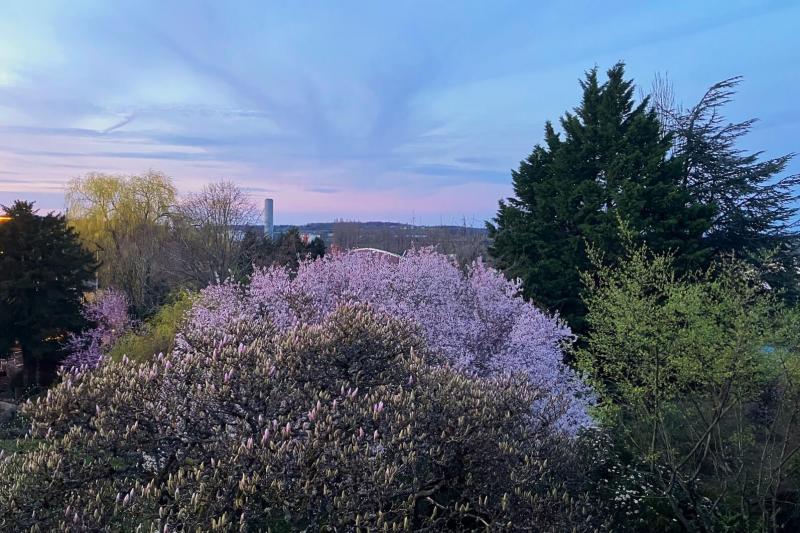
[232,197,275,241]
[300,233,321,244]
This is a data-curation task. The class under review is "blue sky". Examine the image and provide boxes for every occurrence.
[0,0,798,225]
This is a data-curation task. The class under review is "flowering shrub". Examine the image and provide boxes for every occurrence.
[0,306,601,531]
[182,248,593,432]
[61,289,131,370]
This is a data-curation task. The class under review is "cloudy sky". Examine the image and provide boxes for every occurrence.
[0,0,798,225]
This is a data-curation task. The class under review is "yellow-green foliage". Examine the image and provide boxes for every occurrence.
[108,291,195,363]
[66,171,177,314]
[580,247,777,408]
[578,240,800,530]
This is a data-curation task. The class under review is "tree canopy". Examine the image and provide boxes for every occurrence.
[66,171,176,315]
[655,75,800,299]
[237,227,326,277]
[0,201,96,358]
[1,304,601,531]
[489,63,712,330]
[169,180,259,287]
[577,235,800,530]
[656,76,800,254]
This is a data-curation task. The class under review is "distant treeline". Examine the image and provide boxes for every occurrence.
[329,220,488,264]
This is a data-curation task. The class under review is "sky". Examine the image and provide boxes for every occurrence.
[0,1,798,225]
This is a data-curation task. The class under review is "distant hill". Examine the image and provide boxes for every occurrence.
[238,221,489,264]
[272,221,487,244]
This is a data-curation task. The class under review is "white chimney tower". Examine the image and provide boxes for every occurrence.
[264,198,274,240]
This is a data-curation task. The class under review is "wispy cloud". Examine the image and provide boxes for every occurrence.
[102,114,136,133]
[0,0,797,223]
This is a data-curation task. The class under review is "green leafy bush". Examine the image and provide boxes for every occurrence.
[578,239,800,530]
[0,305,601,531]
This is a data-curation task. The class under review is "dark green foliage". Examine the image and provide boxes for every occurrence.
[660,77,799,256]
[488,64,712,330]
[238,227,326,277]
[657,76,800,300]
[305,233,326,258]
[0,201,96,358]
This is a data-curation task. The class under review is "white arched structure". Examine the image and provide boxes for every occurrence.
[349,247,402,263]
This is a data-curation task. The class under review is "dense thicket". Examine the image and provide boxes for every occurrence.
[488,63,712,330]
[578,235,800,530]
[0,201,96,358]
[0,306,601,531]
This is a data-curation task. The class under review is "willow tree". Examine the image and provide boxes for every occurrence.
[66,171,176,315]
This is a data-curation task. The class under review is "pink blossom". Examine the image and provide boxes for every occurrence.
[62,289,132,371]
[181,248,593,432]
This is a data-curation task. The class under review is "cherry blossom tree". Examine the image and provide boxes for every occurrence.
[183,248,593,432]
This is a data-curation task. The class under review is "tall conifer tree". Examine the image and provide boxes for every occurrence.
[489,64,712,330]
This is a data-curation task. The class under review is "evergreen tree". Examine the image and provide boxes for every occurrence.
[656,76,800,297]
[236,228,326,277]
[488,64,712,330]
[657,77,799,253]
[0,201,96,359]
[235,229,275,279]
[306,236,326,259]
